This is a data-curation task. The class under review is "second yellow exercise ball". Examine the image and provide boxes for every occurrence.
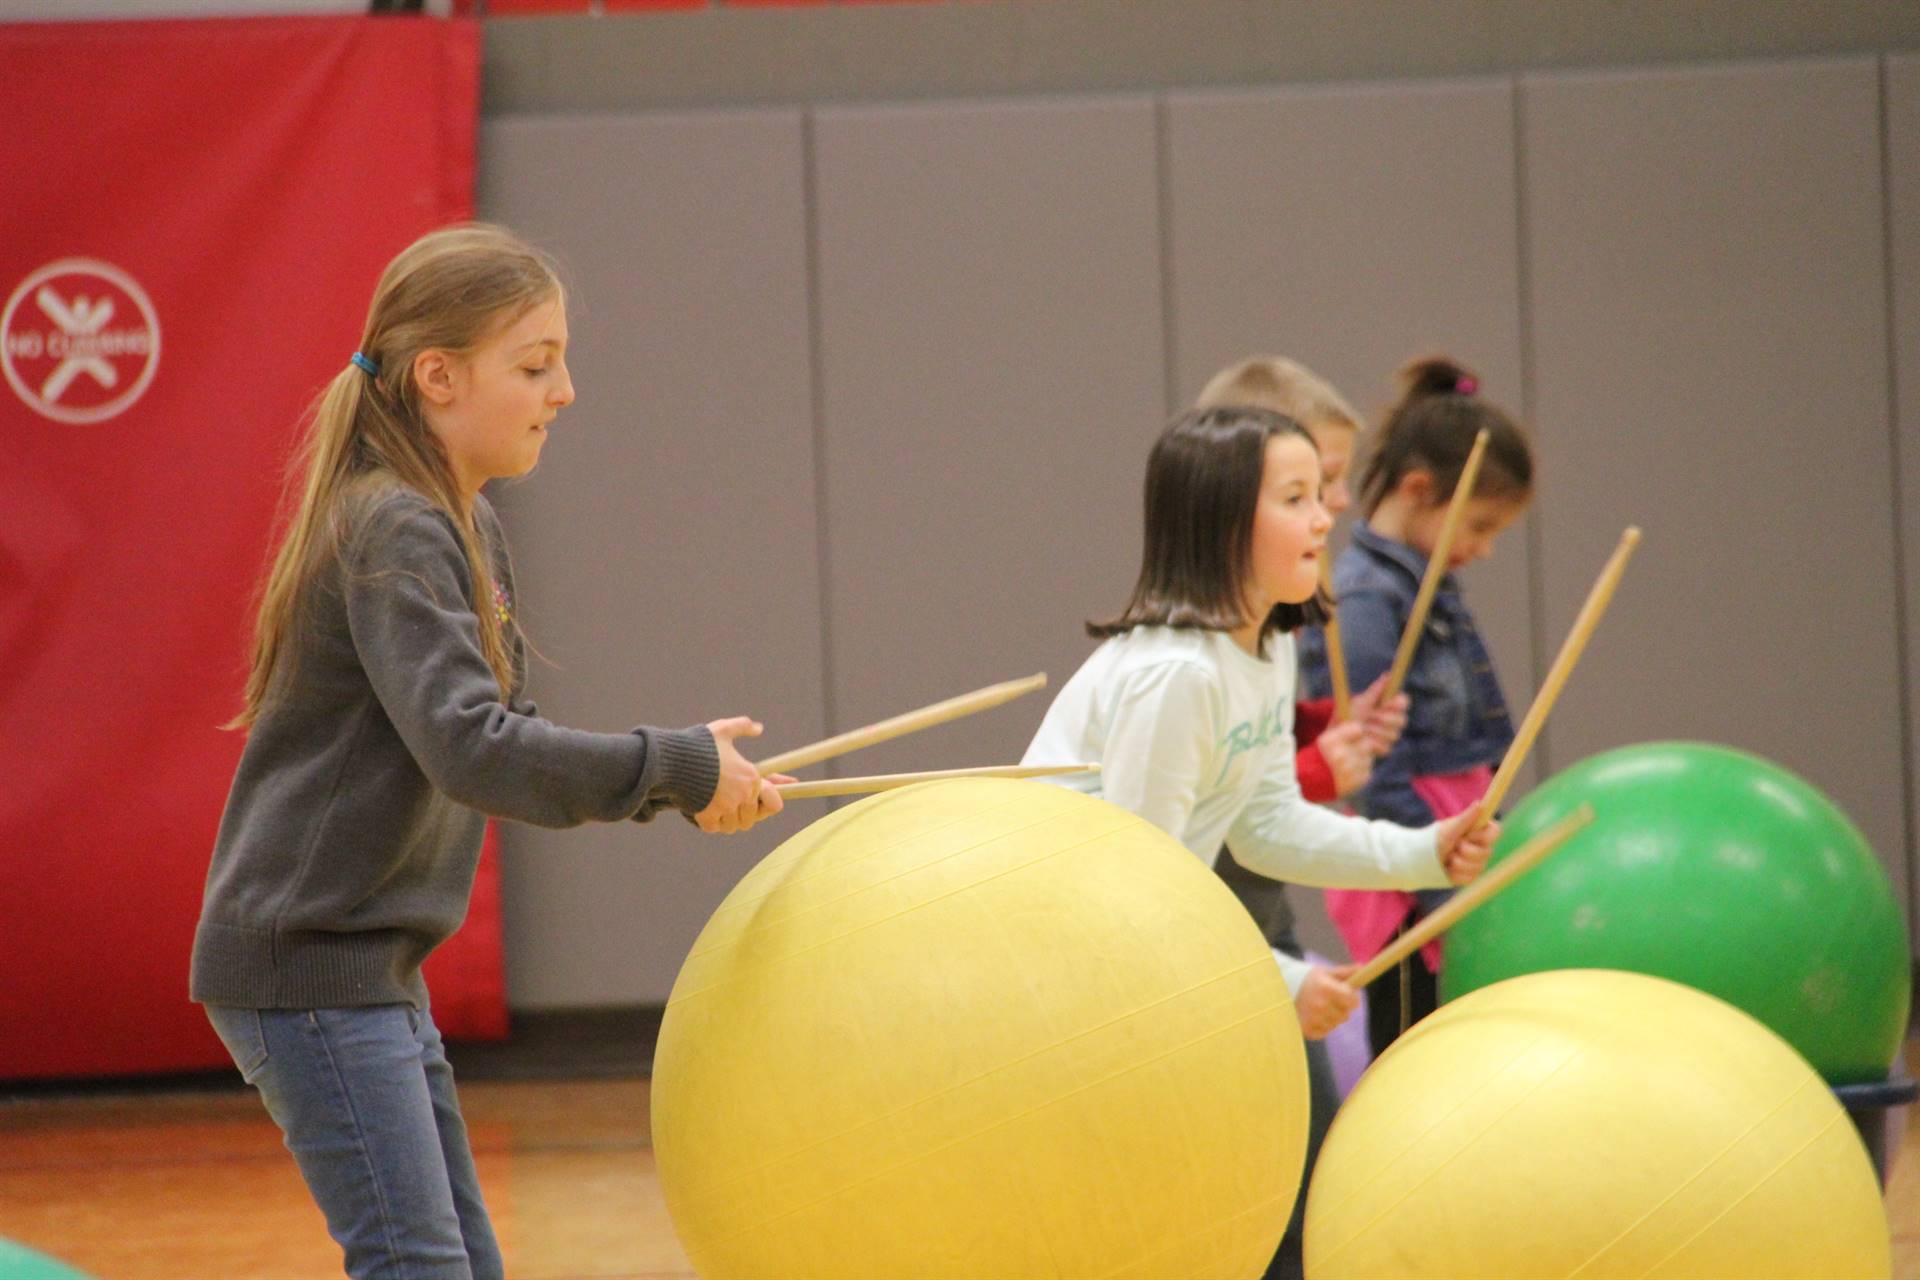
[1305,968,1890,1279]
[653,777,1309,1279]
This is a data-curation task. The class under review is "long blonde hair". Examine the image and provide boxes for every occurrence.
[232,223,563,728]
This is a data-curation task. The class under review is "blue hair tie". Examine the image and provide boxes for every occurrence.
[350,351,379,377]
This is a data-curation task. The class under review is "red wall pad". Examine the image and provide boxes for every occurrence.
[0,14,506,1080]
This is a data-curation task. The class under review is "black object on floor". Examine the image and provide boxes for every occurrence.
[1833,1074,1919,1188]
[444,1006,664,1081]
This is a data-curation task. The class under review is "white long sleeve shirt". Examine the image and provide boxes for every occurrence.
[1022,624,1447,992]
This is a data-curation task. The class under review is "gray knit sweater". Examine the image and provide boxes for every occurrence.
[190,484,720,1011]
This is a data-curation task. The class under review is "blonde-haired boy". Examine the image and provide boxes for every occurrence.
[1194,353,1408,1280]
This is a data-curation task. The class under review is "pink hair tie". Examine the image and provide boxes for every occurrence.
[1456,375,1478,395]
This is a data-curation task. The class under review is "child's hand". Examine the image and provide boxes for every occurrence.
[1349,674,1409,756]
[1434,809,1500,884]
[1295,964,1361,1039]
[696,717,786,834]
[1316,720,1376,798]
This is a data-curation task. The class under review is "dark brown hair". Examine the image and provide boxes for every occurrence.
[1091,406,1331,643]
[1357,355,1534,516]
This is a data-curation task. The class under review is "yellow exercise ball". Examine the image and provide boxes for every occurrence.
[653,777,1309,1280]
[1305,968,1890,1280]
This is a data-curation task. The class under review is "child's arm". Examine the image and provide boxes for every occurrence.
[498,603,770,830]
[1293,962,1361,1039]
[1229,761,1495,889]
[1293,695,1342,804]
[1227,658,1447,886]
[1272,948,1363,1039]
[346,497,731,828]
[1294,743,1338,803]
[1294,697,1335,745]
[1297,680,1413,801]
[1226,748,1446,888]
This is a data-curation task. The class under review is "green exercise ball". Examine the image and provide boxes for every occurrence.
[1442,742,1910,1084]
[0,1239,92,1279]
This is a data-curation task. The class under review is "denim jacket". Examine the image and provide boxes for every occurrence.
[1297,525,1514,828]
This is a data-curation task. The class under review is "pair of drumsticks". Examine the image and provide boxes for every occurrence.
[759,673,1089,799]
[1324,428,1641,987]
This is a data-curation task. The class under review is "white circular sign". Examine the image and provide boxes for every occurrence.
[2,258,162,424]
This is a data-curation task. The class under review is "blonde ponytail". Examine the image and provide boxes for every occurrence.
[230,224,560,728]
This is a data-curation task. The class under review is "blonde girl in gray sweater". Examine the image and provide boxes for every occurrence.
[192,224,780,1280]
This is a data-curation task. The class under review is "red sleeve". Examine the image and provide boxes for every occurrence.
[1294,696,1335,746]
[1295,742,1338,804]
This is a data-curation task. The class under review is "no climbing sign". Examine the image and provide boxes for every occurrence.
[1,258,161,424]
[1,13,492,1079]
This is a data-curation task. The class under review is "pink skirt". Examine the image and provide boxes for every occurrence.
[1325,766,1492,972]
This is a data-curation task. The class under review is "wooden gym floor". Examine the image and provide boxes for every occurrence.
[1,1027,1915,1279]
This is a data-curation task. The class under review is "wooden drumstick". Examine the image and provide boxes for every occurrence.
[757,673,1047,776]
[1320,558,1351,722]
[1349,803,1595,988]
[1471,527,1641,825]
[1380,429,1492,703]
[775,763,1098,800]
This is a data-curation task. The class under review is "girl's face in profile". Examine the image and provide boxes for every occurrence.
[425,292,575,500]
[1246,434,1332,613]
[1403,475,1527,571]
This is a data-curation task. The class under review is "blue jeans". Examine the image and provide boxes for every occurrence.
[205,1002,503,1280]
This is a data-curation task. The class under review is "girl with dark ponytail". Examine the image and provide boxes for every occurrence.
[1297,354,1535,1059]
